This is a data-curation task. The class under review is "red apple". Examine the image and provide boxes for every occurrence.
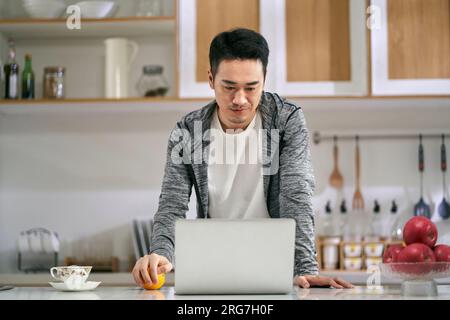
[397,243,436,263]
[395,243,436,275]
[403,216,438,248]
[434,244,450,262]
[382,244,404,263]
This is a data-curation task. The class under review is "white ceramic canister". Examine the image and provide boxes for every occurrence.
[104,38,139,98]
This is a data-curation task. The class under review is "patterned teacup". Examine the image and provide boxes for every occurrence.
[50,265,92,289]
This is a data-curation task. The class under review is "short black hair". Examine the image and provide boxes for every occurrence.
[209,28,269,79]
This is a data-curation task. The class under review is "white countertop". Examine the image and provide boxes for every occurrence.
[1,271,449,286]
[1,285,450,300]
[0,272,141,286]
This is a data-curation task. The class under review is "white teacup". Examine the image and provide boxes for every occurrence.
[50,265,92,289]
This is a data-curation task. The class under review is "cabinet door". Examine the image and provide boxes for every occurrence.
[178,0,259,98]
[179,0,367,98]
[261,0,368,96]
[371,0,450,95]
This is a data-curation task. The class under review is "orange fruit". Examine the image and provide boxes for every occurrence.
[143,273,165,290]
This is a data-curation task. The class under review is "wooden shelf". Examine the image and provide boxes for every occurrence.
[0,97,202,114]
[0,97,181,104]
[1,96,450,116]
[0,17,176,39]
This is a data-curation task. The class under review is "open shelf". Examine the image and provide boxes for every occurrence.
[0,97,182,104]
[1,97,450,115]
[0,17,176,39]
[0,97,203,114]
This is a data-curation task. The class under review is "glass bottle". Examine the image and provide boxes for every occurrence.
[385,200,398,240]
[367,200,383,242]
[21,54,35,99]
[389,200,413,242]
[345,204,364,242]
[339,200,350,239]
[4,40,19,99]
[136,65,169,97]
[391,200,398,214]
[321,201,335,236]
[340,199,347,214]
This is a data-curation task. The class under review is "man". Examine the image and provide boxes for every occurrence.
[132,28,353,289]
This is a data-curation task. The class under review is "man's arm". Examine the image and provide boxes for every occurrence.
[150,124,193,264]
[278,107,319,277]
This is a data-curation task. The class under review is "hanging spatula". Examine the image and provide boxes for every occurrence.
[352,136,364,210]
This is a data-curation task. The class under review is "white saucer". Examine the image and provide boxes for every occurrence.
[49,281,101,292]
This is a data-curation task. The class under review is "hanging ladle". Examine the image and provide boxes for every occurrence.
[414,134,431,218]
[329,136,344,189]
[438,134,450,219]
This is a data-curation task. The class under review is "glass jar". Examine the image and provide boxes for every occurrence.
[135,0,162,17]
[136,65,169,97]
[43,67,65,99]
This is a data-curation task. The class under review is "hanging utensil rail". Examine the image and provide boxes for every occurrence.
[313,132,450,145]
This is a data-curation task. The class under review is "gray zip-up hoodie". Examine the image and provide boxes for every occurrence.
[150,91,319,276]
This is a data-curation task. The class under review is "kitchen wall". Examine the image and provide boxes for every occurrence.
[306,99,450,242]
[0,107,198,273]
[1,98,450,273]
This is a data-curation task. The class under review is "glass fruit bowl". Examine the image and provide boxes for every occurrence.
[380,262,450,296]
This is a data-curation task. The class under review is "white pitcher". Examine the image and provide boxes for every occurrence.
[104,38,139,98]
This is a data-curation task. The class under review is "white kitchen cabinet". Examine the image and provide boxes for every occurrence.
[2,0,449,103]
[370,0,450,95]
[261,0,368,97]
[178,0,368,98]
[178,0,259,98]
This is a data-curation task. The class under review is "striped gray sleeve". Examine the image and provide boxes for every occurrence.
[150,124,192,263]
[278,108,319,276]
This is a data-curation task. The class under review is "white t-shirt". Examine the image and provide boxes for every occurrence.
[207,108,270,219]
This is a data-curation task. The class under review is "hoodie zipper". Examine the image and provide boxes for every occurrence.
[187,163,206,219]
[179,148,206,219]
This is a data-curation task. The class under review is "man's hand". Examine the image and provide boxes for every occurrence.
[294,275,354,289]
[132,253,173,288]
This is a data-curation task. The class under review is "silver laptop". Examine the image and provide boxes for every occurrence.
[174,219,296,295]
